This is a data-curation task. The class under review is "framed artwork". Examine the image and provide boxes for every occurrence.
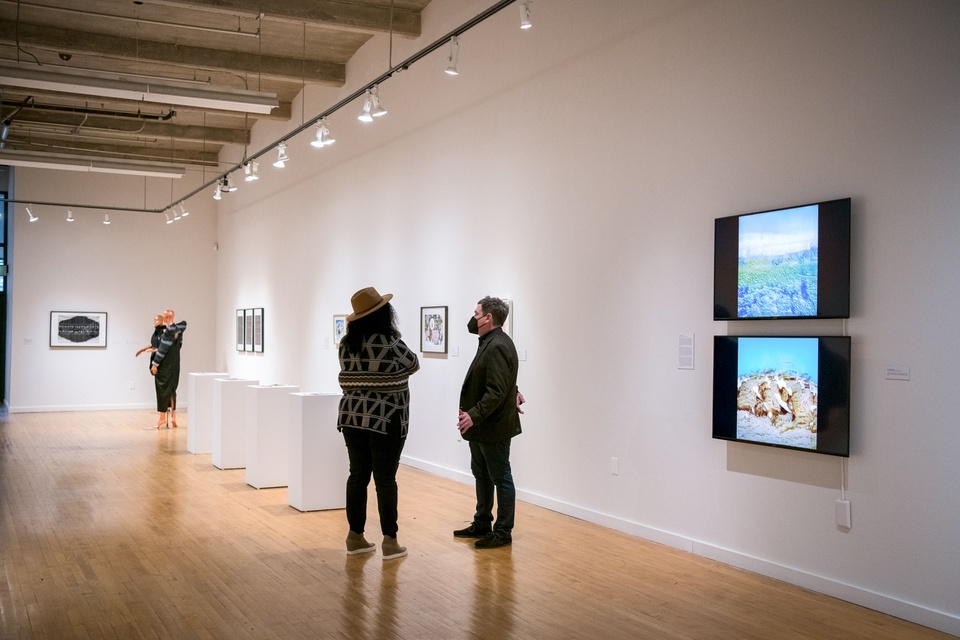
[236,309,246,351]
[502,298,514,337]
[420,306,447,354]
[50,311,108,348]
[333,314,347,347]
[244,309,254,351]
[253,308,264,353]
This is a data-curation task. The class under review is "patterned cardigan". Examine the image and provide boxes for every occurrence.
[337,334,420,437]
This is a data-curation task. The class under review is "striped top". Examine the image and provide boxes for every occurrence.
[338,334,420,436]
[151,321,187,369]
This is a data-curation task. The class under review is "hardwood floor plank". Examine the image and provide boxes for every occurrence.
[0,409,954,639]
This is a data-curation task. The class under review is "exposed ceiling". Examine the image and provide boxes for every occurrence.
[0,0,432,174]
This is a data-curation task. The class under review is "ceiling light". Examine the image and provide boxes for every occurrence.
[173,207,182,221]
[370,86,387,118]
[520,1,532,29]
[311,119,335,147]
[0,61,279,115]
[165,212,174,224]
[358,90,374,123]
[103,214,111,225]
[66,209,74,222]
[445,36,460,76]
[0,150,185,178]
[220,176,237,192]
[243,161,259,181]
[213,183,222,200]
[179,203,189,218]
[273,142,288,168]
[26,205,38,222]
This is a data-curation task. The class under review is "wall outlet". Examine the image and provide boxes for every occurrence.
[610,457,619,476]
[836,499,852,528]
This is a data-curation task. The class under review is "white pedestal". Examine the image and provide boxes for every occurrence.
[212,378,259,470]
[186,372,228,454]
[288,392,347,511]
[245,384,300,489]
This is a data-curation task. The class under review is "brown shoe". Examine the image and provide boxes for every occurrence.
[346,531,375,555]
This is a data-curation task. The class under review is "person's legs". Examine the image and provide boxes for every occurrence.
[469,441,495,528]
[478,440,515,536]
[342,428,373,536]
[369,426,405,538]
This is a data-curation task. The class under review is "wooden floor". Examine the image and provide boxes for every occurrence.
[0,410,953,640]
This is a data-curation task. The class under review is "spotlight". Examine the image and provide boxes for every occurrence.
[165,212,174,224]
[370,86,387,118]
[273,142,288,168]
[243,161,259,182]
[173,207,182,221]
[357,89,374,123]
[180,203,189,218]
[221,176,237,192]
[26,205,38,222]
[520,1,532,29]
[311,118,335,147]
[66,209,74,222]
[445,36,460,76]
[103,214,111,225]
[213,183,222,200]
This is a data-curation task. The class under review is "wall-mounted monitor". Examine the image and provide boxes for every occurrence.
[714,198,851,320]
[712,335,850,457]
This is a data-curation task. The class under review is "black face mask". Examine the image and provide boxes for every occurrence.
[467,316,480,335]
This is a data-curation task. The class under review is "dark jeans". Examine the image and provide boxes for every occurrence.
[469,440,515,536]
[342,426,405,537]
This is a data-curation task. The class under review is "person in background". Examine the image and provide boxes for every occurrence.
[136,314,165,428]
[455,296,524,549]
[338,287,420,560]
[151,309,187,429]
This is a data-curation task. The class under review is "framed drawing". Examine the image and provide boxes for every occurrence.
[236,309,246,351]
[333,314,347,347]
[244,309,254,351]
[420,306,447,354]
[50,311,108,348]
[253,308,264,353]
[502,298,514,337]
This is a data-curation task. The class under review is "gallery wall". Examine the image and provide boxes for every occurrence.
[8,0,959,634]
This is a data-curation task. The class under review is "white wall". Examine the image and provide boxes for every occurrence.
[9,170,218,411]
[10,0,960,634]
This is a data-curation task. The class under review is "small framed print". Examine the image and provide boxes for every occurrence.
[252,308,264,353]
[333,314,347,347]
[420,306,447,354]
[244,309,254,351]
[236,309,245,351]
[502,298,514,337]
[50,311,107,348]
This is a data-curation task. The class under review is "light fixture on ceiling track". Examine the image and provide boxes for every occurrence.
[213,183,222,200]
[243,161,259,181]
[179,203,189,218]
[445,36,460,75]
[220,176,237,192]
[27,205,38,222]
[273,142,288,168]
[165,212,174,224]
[358,86,387,122]
[103,214,111,225]
[520,1,532,29]
[66,209,74,222]
[311,118,335,147]
[173,206,182,221]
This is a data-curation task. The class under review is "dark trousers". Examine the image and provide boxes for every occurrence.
[469,440,515,536]
[342,426,405,537]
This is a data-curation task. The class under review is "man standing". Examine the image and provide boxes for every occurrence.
[151,309,187,429]
[455,296,523,549]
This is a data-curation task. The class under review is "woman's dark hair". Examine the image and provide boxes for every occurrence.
[341,302,400,353]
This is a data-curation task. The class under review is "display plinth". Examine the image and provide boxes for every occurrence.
[212,378,259,470]
[245,384,300,489]
[186,372,228,454]
[288,392,347,511]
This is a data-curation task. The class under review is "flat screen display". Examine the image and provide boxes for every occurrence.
[712,335,851,457]
[714,198,851,320]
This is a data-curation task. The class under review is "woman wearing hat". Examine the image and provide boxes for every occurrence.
[338,287,420,559]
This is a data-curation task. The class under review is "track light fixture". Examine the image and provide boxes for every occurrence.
[520,1,532,29]
[358,86,387,122]
[213,183,222,200]
[273,142,288,168]
[220,176,237,192]
[66,209,74,222]
[26,205,38,222]
[180,203,189,218]
[311,118,335,147]
[165,212,174,224]
[243,161,259,182]
[103,214,111,225]
[173,206,182,221]
[445,36,460,75]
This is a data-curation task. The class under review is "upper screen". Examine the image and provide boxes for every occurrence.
[714,198,851,320]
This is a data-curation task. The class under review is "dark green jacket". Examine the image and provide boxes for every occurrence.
[460,327,521,443]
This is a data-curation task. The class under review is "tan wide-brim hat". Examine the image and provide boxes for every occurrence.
[347,286,393,321]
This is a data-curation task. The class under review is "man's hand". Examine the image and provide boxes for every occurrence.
[151,365,158,376]
[517,391,526,414]
[457,409,474,434]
